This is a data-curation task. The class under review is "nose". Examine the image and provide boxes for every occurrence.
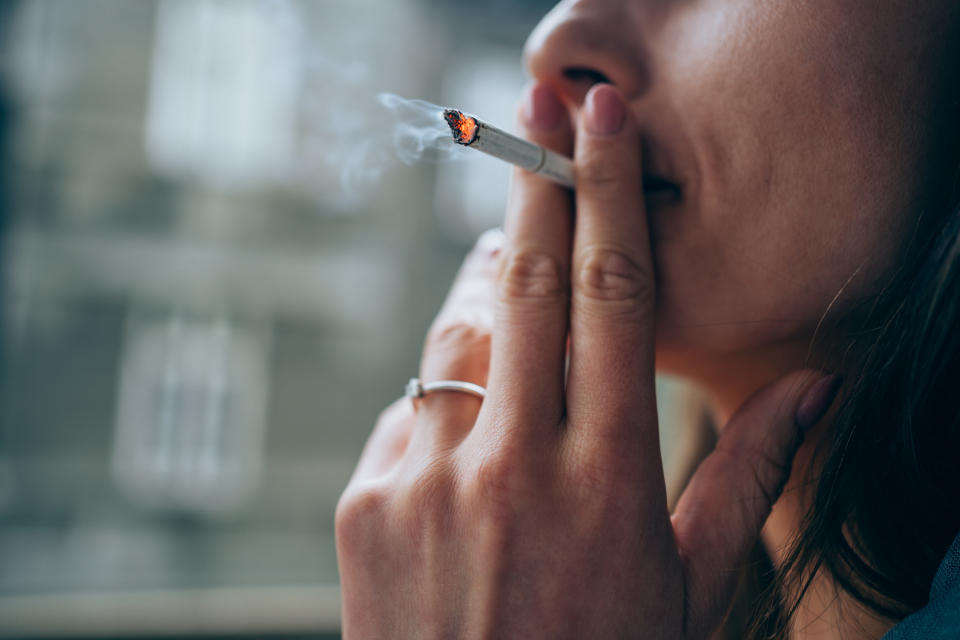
[523,1,650,106]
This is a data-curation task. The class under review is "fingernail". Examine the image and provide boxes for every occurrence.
[795,374,843,433]
[472,228,504,258]
[585,84,625,135]
[522,84,565,132]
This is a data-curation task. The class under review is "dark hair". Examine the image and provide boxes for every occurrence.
[736,12,960,635]
[747,104,960,639]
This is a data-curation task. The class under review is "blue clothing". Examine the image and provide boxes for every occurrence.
[882,532,960,639]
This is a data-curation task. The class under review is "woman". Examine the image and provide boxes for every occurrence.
[336,1,960,637]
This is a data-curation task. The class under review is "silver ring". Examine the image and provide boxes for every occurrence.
[405,377,486,400]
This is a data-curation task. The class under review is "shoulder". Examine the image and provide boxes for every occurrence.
[882,532,960,639]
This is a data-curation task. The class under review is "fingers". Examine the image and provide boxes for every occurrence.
[413,229,503,450]
[421,228,502,385]
[671,370,842,632]
[353,230,504,485]
[565,84,659,457]
[483,83,574,434]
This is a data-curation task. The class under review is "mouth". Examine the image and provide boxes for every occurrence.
[642,174,682,206]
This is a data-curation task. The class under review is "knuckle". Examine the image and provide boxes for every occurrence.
[463,448,531,523]
[748,448,791,508]
[576,152,633,190]
[472,452,515,497]
[425,320,491,356]
[498,249,567,303]
[402,459,458,524]
[335,485,389,552]
[575,245,653,307]
[717,439,788,493]
[712,442,787,521]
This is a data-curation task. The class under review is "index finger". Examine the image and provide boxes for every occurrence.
[480,83,574,437]
[565,84,659,458]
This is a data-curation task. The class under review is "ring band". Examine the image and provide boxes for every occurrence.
[405,377,486,400]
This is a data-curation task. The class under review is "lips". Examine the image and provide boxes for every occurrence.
[643,174,677,192]
[642,174,681,206]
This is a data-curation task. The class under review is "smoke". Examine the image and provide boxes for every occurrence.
[376,93,463,166]
[291,0,458,208]
[305,90,465,205]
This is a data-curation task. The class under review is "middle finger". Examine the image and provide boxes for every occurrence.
[566,84,660,461]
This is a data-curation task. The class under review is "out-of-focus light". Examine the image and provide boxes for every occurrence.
[111,312,271,517]
[144,0,301,187]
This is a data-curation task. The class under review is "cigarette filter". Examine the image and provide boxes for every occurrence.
[443,109,575,188]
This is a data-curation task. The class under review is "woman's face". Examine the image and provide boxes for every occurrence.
[525,0,957,374]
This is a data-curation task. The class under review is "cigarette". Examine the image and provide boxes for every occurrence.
[443,109,575,188]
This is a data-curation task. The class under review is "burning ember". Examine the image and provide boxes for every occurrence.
[443,109,479,145]
[438,103,574,188]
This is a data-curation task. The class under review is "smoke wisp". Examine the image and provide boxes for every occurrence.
[309,89,465,205]
[376,93,463,166]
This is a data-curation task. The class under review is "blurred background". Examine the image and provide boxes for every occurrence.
[0,1,690,637]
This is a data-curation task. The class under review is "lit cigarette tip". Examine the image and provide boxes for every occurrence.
[443,109,479,145]
[441,105,575,189]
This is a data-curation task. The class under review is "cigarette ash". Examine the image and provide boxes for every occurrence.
[443,109,479,146]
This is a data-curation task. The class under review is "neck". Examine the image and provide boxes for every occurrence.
[663,337,895,639]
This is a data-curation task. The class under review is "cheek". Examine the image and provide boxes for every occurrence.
[646,2,928,364]
[649,214,818,358]
[649,189,909,365]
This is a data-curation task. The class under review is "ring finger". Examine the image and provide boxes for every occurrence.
[408,228,503,452]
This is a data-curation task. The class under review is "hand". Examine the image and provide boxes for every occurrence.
[336,83,840,639]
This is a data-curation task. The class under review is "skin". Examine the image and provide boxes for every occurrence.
[525,0,956,386]
[337,1,958,638]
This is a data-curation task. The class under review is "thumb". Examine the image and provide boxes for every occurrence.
[670,369,842,633]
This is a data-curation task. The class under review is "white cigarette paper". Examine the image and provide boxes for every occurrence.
[444,109,575,188]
